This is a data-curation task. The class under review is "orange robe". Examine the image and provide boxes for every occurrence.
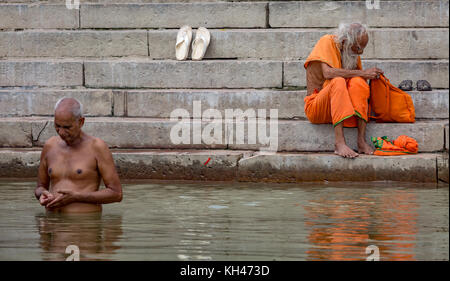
[304,35,369,128]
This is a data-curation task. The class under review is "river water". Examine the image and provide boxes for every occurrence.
[0,180,448,261]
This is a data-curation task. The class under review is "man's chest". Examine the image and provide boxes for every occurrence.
[46,149,98,180]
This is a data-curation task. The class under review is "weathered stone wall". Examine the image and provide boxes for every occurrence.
[0,0,448,182]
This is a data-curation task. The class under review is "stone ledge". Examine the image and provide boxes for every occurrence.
[0,4,79,29]
[0,149,446,183]
[146,28,449,60]
[237,152,440,183]
[0,89,448,120]
[284,60,449,89]
[84,60,283,89]
[269,1,449,27]
[0,118,446,152]
[80,2,266,28]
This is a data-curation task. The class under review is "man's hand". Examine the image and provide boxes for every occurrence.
[39,191,55,206]
[361,67,384,80]
[46,189,79,209]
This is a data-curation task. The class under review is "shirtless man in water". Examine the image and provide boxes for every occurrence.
[35,98,122,213]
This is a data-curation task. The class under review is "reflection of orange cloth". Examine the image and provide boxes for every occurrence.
[304,34,368,128]
[305,77,370,128]
[372,136,418,155]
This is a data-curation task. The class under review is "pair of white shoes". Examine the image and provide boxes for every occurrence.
[175,26,210,61]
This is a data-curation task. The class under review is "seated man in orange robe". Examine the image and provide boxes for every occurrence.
[304,23,384,158]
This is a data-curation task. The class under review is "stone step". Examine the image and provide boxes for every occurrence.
[0,2,266,29]
[0,3,79,29]
[1,1,447,29]
[269,0,449,28]
[80,2,267,29]
[0,30,149,57]
[148,28,449,60]
[0,59,83,87]
[0,88,448,120]
[0,117,446,153]
[0,148,447,183]
[1,28,447,59]
[1,59,448,88]
[285,60,449,89]
[84,59,283,89]
[87,59,450,89]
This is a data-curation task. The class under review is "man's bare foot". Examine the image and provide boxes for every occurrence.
[358,139,375,155]
[335,143,359,158]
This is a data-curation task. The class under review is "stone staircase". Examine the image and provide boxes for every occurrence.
[0,0,448,182]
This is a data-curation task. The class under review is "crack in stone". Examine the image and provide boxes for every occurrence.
[33,121,49,144]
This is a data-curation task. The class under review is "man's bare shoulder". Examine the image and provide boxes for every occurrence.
[90,137,110,153]
[42,136,60,150]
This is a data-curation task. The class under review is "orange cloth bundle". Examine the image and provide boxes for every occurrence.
[393,135,418,153]
[371,135,418,156]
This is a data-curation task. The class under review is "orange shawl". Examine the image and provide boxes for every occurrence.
[304,34,362,88]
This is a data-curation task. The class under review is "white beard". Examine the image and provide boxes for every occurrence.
[341,47,359,70]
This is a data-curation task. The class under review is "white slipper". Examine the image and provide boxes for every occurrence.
[191,27,210,61]
[175,25,192,61]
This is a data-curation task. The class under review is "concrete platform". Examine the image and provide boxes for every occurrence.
[0,149,447,183]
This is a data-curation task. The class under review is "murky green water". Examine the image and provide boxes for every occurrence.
[0,180,448,261]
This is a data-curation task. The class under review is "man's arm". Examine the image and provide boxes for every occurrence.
[76,138,123,203]
[35,141,56,206]
[35,142,50,200]
[321,63,383,80]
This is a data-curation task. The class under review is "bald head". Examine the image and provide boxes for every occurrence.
[54,98,83,119]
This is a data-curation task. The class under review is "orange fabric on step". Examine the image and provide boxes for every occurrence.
[304,77,370,128]
[393,135,419,153]
[372,136,418,156]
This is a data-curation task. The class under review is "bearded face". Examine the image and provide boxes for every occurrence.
[341,42,360,70]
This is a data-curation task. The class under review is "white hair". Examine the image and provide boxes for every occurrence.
[334,23,368,70]
[54,97,84,118]
[334,23,368,46]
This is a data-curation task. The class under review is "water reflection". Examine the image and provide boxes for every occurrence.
[0,181,447,261]
[305,189,418,261]
[35,212,123,261]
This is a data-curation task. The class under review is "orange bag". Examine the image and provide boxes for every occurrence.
[369,74,415,123]
[371,136,418,156]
